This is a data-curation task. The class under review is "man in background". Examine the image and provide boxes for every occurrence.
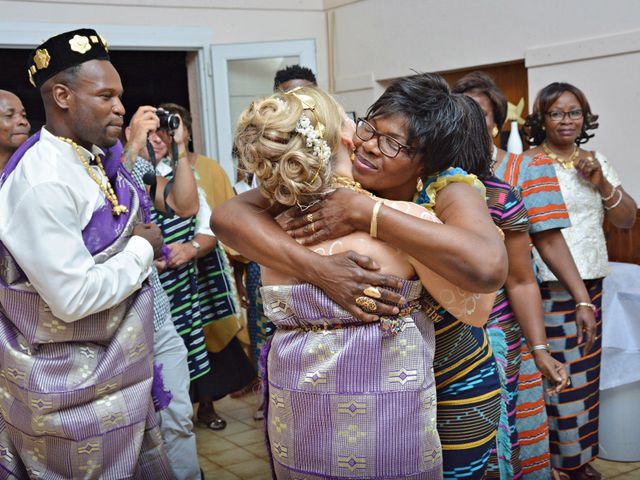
[273,64,317,91]
[0,89,30,170]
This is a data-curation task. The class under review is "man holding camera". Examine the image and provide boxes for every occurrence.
[0,29,172,477]
[123,105,201,479]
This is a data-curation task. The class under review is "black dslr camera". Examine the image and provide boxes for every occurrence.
[156,108,180,131]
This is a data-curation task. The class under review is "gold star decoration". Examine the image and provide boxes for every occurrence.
[507,97,526,125]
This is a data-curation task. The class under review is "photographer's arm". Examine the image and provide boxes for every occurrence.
[212,189,405,321]
[157,155,198,218]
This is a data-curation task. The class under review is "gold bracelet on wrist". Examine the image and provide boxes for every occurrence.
[576,302,597,313]
[370,201,383,239]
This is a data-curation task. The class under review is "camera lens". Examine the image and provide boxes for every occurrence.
[156,109,181,131]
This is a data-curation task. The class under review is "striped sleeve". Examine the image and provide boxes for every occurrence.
[510,154,571,234]
[484,177,529,233]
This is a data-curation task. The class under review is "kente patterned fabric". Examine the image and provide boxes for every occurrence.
[483,177,529,479]
[261,279,442,479]
[247,262,274,373]
[422,290,501,480]
[494,153,570,234]
[494,152,570,479]
[415,168,500,479]
[516,344,551,478]
[152,174,210,381]
[0,149,171,477]
[541,279,603,472]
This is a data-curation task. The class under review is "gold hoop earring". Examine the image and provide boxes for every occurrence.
[492,126,499,138]
[416,178,424,192]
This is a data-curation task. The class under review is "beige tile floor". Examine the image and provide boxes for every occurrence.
[195,394,640,479]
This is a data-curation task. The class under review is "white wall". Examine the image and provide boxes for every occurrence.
[0,0,328,83]
[329,0,640,201]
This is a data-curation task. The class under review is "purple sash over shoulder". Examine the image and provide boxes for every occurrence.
[2,132,151,255]
[0,133,172,478]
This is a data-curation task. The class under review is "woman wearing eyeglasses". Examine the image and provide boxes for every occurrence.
[523,83,636,480]
[453,72,585,480]
[214,74,508,480]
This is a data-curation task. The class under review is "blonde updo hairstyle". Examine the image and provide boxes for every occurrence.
[234,86,345,207]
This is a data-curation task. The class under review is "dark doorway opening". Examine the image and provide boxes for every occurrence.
[0,49,190,133]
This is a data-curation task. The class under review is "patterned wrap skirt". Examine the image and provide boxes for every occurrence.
[423,293,501,480]
[542,279,603,471]
[153,211,210,381]
[485,288,523,479]
[516,343,551,478]
[262,279,442,479]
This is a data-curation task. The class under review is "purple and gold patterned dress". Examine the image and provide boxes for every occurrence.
[261,279,442,479]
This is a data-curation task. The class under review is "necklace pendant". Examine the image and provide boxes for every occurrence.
[112,205,129,216]
[562,161,575,170]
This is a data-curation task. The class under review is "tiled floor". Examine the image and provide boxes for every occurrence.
[196,394,640,479]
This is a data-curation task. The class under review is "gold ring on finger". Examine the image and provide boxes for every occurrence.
[363,286,382,299]
[355,296,377,312]
[306,213,314,224]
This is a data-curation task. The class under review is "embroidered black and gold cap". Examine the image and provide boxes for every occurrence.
[27,28,110,88]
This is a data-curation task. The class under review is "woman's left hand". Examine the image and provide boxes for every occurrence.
[575,305,597,355]
[575,152,604,188]
[278,188,372,245]
[166,241,197,268]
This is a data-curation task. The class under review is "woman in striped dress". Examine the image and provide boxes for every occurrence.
[157,103,256,430]
[524,82,636,480]
[454,72,589,479]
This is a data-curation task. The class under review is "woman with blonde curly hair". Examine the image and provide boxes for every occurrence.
[232,86,495,479]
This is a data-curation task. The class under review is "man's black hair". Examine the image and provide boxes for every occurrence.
[273,65,317,90]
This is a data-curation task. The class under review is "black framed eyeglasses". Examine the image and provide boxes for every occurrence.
[545,109,583,122]
[355,117,412,158]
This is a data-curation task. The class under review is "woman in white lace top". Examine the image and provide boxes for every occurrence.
[524,82,636,480]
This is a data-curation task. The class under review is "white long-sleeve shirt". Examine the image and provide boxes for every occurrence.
[0,127,153,322]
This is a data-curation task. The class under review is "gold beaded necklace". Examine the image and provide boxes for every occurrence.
[58,137,128,216]
[330,175,374,197]
[542,142,579,170]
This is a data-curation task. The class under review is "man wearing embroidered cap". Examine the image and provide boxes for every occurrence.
[0,28,172,478]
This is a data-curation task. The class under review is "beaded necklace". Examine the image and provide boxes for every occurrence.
[59,137,128,215]
[542,142,579,170]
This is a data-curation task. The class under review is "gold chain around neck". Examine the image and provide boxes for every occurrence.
[330,175,374,197]
[542,142,579,170]
[58,137,128,216]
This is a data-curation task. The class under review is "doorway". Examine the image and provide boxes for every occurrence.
[0,48,190,142]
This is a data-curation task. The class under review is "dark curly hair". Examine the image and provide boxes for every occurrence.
[452,71,508,130]
[525,82,599,146]
[367,72,493,179]
[273,65,317,91]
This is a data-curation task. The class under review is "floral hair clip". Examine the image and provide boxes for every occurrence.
[285,88,331,185]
